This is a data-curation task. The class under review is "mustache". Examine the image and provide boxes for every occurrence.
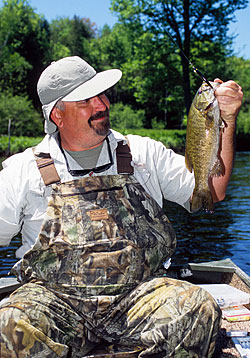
[89,108,109,122]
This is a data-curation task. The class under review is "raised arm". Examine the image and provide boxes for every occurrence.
[210,79,243,202]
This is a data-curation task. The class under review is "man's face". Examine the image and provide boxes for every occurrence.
[51,93,111,149]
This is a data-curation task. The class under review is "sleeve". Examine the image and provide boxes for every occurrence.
[156,143,195,208]
[127,134,195,210]
[0,159,24,246]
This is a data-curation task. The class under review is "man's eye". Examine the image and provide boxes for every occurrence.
[77,100,88,106]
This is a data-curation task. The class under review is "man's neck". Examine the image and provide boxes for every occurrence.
[59,133,105,151]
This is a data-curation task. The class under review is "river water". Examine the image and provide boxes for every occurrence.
[167,151,250,274]
[0,151,249,277]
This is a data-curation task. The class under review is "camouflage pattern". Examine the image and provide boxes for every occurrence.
[0,175,221,357]
[19,175,176,293]
[0,277,221,357]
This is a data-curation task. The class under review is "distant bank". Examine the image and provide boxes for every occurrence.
[0,130,249,163]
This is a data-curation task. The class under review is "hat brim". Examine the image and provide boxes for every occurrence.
[62,68,122,101]
[43,68,122,134]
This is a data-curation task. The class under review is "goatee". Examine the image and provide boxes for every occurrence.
[88,109,110,136]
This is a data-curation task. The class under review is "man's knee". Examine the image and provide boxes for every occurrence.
[0,305,30,356]
[0,305,68,357]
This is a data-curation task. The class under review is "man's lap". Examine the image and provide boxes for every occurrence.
[0,277,221,358]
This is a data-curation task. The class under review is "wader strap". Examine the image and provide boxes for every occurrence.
[116,139,134,174]
[32,148,61,186]
[33,138,133,185]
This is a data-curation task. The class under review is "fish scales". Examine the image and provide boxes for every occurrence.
[185,81,223,213]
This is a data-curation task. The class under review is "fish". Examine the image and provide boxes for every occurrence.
[185,81,224,213]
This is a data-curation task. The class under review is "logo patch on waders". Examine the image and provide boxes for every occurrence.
[87,208,109,221]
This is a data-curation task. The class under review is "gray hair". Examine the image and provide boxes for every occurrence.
[55,100,66,111]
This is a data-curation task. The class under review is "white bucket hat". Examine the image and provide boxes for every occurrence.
[37,56,122,134]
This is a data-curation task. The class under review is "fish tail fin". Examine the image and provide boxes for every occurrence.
[191,188,214,213]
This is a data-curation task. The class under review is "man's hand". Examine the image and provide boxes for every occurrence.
[214,78,243,125]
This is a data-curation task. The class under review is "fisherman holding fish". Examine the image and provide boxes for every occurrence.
[0,56,243,358]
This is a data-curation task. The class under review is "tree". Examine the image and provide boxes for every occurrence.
[50,16,97,61]
[89,22,184,128]
[225,56,250,136]
[88,23,134,106]
[111,0,248,114]
[120,32,184,128]
[0,0,51,109]
[0,91,43,136]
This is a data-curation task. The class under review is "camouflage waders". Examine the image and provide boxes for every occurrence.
[0,175,221,358]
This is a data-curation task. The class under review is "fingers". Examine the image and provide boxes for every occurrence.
[213,78,223,84]
[213,79,243,123]
[214,79,242,93]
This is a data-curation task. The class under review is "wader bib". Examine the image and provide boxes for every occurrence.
[0,142,221,358]
[20,174,176,292]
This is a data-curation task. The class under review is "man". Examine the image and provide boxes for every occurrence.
[0,56,243,358]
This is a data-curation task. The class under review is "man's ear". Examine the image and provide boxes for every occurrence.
[51,107,63,127]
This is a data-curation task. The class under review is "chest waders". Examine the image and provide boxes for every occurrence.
[21,141,176,297]
[0,142,221,358]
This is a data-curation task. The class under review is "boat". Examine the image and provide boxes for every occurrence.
[1,258,249,357]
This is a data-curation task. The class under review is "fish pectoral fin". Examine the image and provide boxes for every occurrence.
[185,152,193,173]
[191,187,214,214]
[210,158,224,177]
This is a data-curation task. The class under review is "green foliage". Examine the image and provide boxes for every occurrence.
[189,40,230,92]
[89,23,132,70]
[88,23,135,106]
[109,102,145,129]
[0,135,43,156]
[119,128,187,153]
[111,0,248,114]
[119,32,184,128]
[0,92,43,136]
[0,130,186,156]
[0,128,248,159]
[237,110,250,135]
[0,0,249,136]
[0,0,51,107]
[224,56,250,136]
[50,16,97,60]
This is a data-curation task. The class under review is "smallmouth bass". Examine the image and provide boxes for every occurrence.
[185,82,224,213]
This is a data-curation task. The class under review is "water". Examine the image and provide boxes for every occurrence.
[0,152,250,277]
[166,151,250,274]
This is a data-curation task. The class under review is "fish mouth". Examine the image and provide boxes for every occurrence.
[198,85,215,95]
[195,88,217,112]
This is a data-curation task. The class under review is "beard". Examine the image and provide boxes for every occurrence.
[88,108,110,136]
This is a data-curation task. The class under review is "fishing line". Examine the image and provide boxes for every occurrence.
[165,28,213,89]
